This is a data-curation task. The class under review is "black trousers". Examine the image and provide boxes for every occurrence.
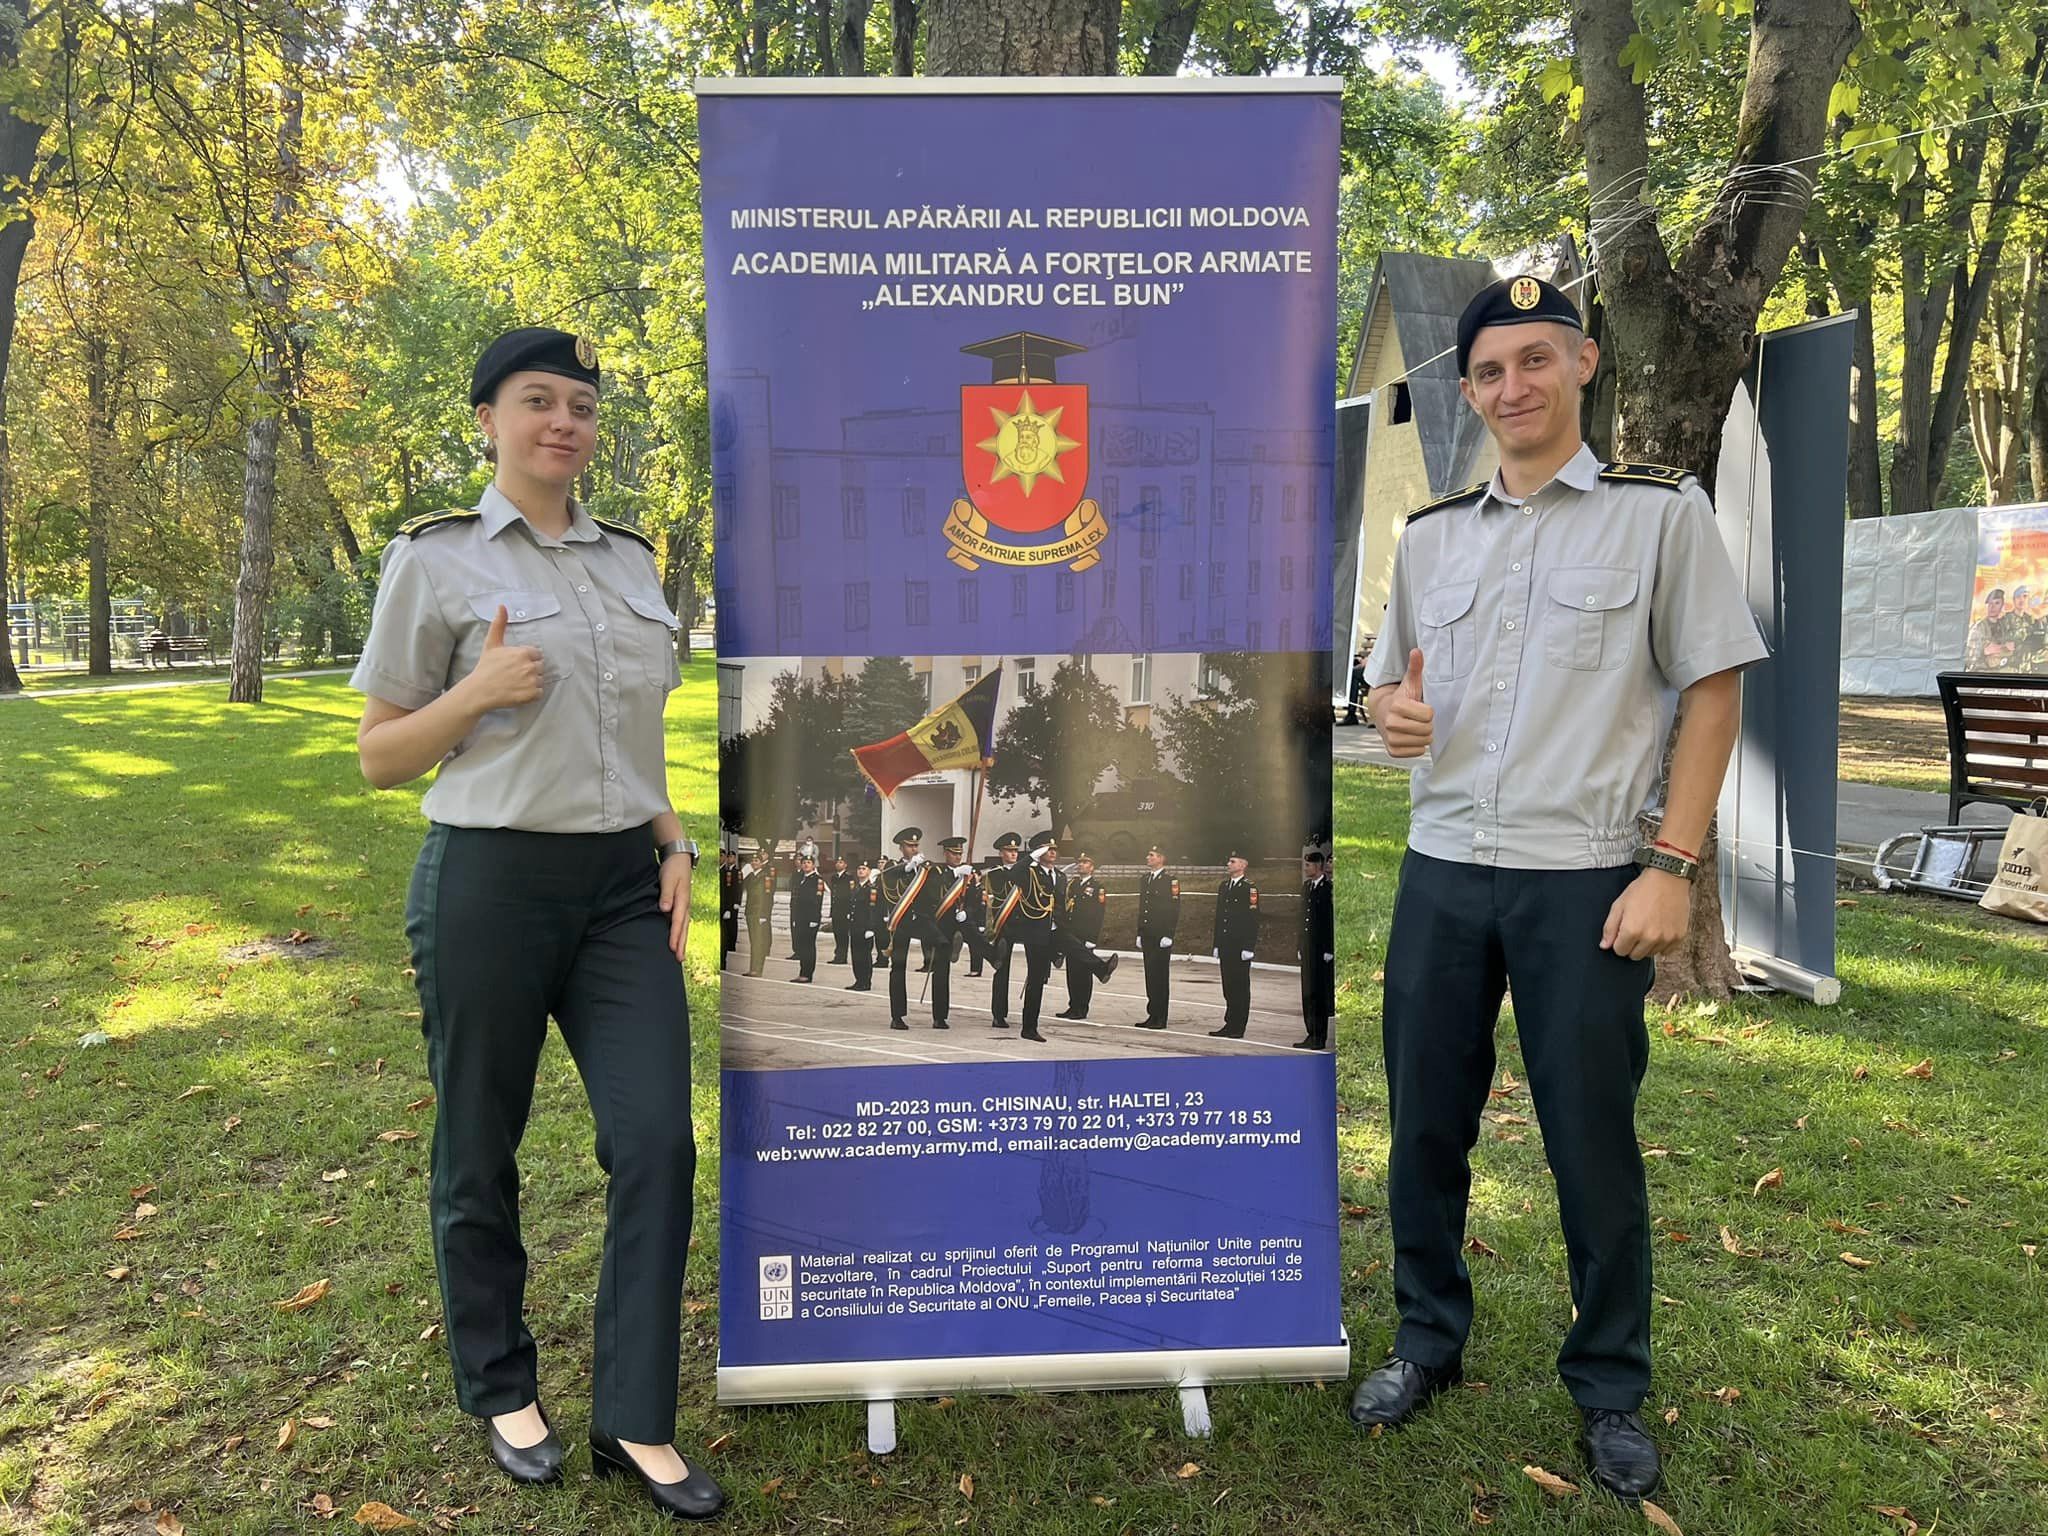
[1218,950,1252,1031]
[405,824,694,1443]
[963,918,986,975]
[988,932,1016,1024]
[830,912,849,964]
[850,929,873,988]
[1018,928,1055,1032]
[1140,935,1171,1021]
[719,909,737,969]
[889,925,946,1023]
[793,918,819,979]
[1383,851,1655,1410]
[1061,933,1110,1015]
[1300,953,1333,1047]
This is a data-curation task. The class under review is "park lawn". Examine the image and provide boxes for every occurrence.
[0,670,2043,1535]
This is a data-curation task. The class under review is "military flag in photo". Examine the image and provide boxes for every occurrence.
[851,667,1003,798]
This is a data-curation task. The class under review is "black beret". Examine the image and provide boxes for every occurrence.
[470,327,601,406]
[1455,276,1583,377]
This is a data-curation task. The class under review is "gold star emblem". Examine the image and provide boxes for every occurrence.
[977,391,1078,498]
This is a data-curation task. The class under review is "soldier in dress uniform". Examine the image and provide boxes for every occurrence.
[1352,274,1766,1501]
[788,851,825,983]
[1011,830,1066,1043]
[879,827,947,1030]
[982,832,1024,1030]
[1133,844,1180,1029]
[934,836,995,977]
[1297,847,1335,1050]
[828,854,855,965]
[952,837,991,976]
[741,849,774,977]
[718,847,740,971]
[1055,851,1115,1020]
[845,857,877,992]
[1210,851,1259,1038]
[350,326,721,1516]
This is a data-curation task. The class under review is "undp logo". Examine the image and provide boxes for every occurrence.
[758,1254,794,1321]
[763,1259,790,1284]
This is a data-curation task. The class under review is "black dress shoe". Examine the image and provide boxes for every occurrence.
[486,1405,564,1485]
[932,1020,949,1030]
[1021,1027,1045,1042]
[1208,1025,1245,1039]
[793,976,812,984]
[889,1019,909,1030]
[590,1428,726,1521]
[1054,1008,1080,1019]
[1348,1357,1461,1428]
[991,1019,1009,1030]
[1134,1017,1168,1030]
[1580,1407,1661,1499]
[1099,953,1119,980]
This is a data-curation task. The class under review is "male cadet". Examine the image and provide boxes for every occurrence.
[935,836,994,977]
[1966,588,2017,670]
[982,832,1025,1029]
[845,857,878,992]
[880,827,945,1030]
[1133,844,1180,1029]
[1055,851,1115,1020]
[741,848,775,977]
[788,851,825,983]
[718,847,740,971]
[1010,830,1066,1042]
[828,854,855,965]
[1296,848,1335,1050]
[1210,851,1260,1038]
[1355,275,1766,1500]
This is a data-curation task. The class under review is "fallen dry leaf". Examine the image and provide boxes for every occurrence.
[1827,1218,1873,1237]
[758,1478,783,1494]
[958,1473,974,1499]
[311,1493,338,1520]
[419,1323,443,1342]
[1643,1499,1684,1535]
[221,1434,246,1454]
[278,1417,298,1452]
[1902,1058,1934,1080]
[1176,1462,1202,1479]
[1949,1193,1971,1207]
[175,1083,216,1100]
[406,1095,435,1113]
[1720,1226,1760,1257]
[302,1416,336,1430]
[1752,1168,1784,1196]
[1522,1465,1578,1497]
[274,1278,332,1312]
[1841,1252,1876,1269]
[1665,1230,1692,1243]
[1852,1065,1870,1081]
[155,1513,185,1536]
[130,1184,157,1200]
[222,1115,242,1133]
[353,1503,417,1531]
[1711,1386,1742,1405]
[2023,1244,2037,1259]
[1663,1406,1680,1426]
[133,1202,159,1220]
[705,1432,734,1454]
[1465,1237,1501,1261]
[375,1130,419,1143]
[321,1168,349,1183]
[111,1225,144,1241]
[1090,1494,1115,1508]
[106,1266,132,1282]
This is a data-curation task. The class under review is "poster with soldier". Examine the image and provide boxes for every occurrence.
[1967,507,2048,672]
[704,78,1344,1405]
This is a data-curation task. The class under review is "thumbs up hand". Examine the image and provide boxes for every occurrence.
[1377,647,1435,758]
[461,604,545,712]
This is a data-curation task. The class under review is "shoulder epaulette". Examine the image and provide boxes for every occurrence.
[1405,484,1486,521]
[592,515,656,552]
[397,508,480,539]
[1599,462,1693,488]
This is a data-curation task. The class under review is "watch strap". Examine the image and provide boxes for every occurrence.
[658,838,699,864]
[1634,844,1698,881]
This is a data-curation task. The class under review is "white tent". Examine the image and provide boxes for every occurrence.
[1839,506,1989,696]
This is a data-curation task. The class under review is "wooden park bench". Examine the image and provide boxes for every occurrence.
[1934,671,2048,822]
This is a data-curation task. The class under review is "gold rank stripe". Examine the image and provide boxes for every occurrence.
[889,866,931,932]
[1598,461,1691,486]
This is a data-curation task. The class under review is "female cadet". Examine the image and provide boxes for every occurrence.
[350,328,724,1521]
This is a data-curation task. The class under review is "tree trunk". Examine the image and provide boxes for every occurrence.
[0,0,45,694]
[924,0,1116,74]
[890,0,917,73]
[2029,263,2048,502]
[836,0,876,73]
[1819,239,1885,519]
[809,0,835,72]
[230,39,305,705]
[1140,0,1203,75]
[1572,0,1858,998]
[84,332,114,676]
[1967,253,2035,505]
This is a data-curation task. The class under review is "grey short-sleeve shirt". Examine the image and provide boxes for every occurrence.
[349,485,681,833]
[1364,444,1767,870]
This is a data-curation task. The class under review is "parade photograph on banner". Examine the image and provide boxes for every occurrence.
[1966,505,2048,670]
[716,651,1335,1069]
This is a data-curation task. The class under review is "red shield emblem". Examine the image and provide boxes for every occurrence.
[960,383,1090,534]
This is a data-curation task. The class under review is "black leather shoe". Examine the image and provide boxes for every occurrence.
[889,1018,909,1030]
[1135,1017,1168,1029]
[1021,1027,1045,1041]
[1055,1008,1080,1019]
[1099,954,1119,981]
[1208,1025,1245,1039]
[1580,1407,1661,1500]
[793,976,812,984]
[932,1020,949,1030]
[590,1428,726,1521]
[486,1405,564,1485]
[991,1020,1009,1030]
[1348,1357,1461,1428]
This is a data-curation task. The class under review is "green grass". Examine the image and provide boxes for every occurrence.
[1,669,2045,1533]
[11,660,347,693]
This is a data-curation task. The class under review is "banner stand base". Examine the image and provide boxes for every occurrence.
[866,1399,897,1455]
[1179,1385,1212,1439]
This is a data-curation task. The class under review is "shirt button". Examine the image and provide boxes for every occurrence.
[513,609,526,619]
[1479,798,1489,808]
[1511,562,1523,572]
[606,770,617,781]
[1504,620,1515,631]
[1475,831,1485,840]
[603,671,614,682]
[1486,742,1498,753]
[1495,680,1506,691]
[578,584,589,593]
[1585,595,1597,607]
[596,623,606,633]
[1522,507,1533,516]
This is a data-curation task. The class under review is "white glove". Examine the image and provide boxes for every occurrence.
[1212,947,1220,958]
[1241,950,1254,961]
[1323,952,1333,962]
[956,912,967,923]
[1084,942,1095,952]
[1160,937,1172,949]
[811,922,821,929]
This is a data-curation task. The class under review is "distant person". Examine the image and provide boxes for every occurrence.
[1210,851,1259,1038]
[1344,648,1367,724]
[827,853,855,965]
[350,328,721,1518]
[1966,588,2018,670]
[788,851,825,982]
[718,847,739,970]
[1131,843,1180,1030]
[144,628,172,669]
[1296,847,1334,1050]
[1357,275,1765,1500]
[2010,585,2042,670]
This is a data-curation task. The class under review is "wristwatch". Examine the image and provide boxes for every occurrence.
[657,838,700,866]
[1633,844,1699,882]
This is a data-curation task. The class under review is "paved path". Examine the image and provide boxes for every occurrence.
[3,667,352,700]
[1332,724,2011,863]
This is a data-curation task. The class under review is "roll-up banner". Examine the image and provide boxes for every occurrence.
[701,78,1346,1406]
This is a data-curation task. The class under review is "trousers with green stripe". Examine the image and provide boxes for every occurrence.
[405,823,696,1444]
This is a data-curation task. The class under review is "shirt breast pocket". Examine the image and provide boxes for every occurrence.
[1418,579,1479,684]
[1544,566,1639,671]
[621,590,681,692]
[464,590,566,681]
